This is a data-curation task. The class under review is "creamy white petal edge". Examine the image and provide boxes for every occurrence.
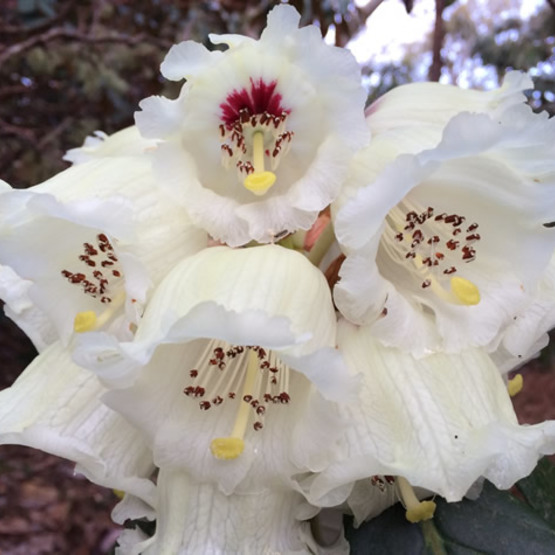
[493,253,555,372]
[0,264,56,350]
[0,342,156,511]
[0,154,207,344]
[334,93,555,357]
[63,125,158,164]
[116,469,349,555]
[136,4,369,246]
[303,320,555,511]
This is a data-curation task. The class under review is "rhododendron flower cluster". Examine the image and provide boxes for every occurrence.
[1,5,555,554]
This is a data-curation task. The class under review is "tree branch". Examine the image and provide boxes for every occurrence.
[428,0,445,82]
[0,26,169,66]
[357,0,387,21]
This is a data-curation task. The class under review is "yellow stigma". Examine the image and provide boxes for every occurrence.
[450,276,480,306]
[210,349,259,460]
[243,131,276,196]
[397,476,436,523]
[406,501,437,523]
[210,437,245,460]
[508,373,524,397]
[73,311,97,333]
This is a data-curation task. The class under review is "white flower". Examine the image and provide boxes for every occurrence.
[74,245,354,496]
[135,4,369,247]
[334,74,555,357]
[115,469,348,555]
[0,133,207,347]
[303,320,555,517]
[0,341,156,513]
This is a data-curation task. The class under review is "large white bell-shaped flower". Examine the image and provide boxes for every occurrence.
[136,4,369,247]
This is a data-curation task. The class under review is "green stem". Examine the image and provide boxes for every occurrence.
[421,519,447,555]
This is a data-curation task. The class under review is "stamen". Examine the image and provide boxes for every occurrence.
[210,349,260,460]
[396,476,436,523]
[508,373,523,397]
[243,131,276,196]
[450,276,480,306]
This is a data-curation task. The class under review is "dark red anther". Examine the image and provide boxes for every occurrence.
[462,246,476,261]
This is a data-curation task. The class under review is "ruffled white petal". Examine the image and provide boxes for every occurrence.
[493,252,555,371]
[160,41,222,81]
[306,321,555,506]
[135,95,185,139]
[63,126,158,164]
[0,342,156,507]
[260,3,302,44]
[0,265,56,351]
[366,71,532,135]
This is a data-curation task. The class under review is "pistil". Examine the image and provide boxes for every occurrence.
[508,373,523,397]
[397,476,436,523]
[73,291,126,333]
[243,131,277,196]
[210,348,260,460]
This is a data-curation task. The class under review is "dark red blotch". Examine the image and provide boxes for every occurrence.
[220,78,287,127]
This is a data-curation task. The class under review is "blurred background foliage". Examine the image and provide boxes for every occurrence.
[0,0,553,190]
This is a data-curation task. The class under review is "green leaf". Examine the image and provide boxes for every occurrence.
[345,503,426,555]
[433,481,555,553]
[517,457,555,529]
[347,481,555,554]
